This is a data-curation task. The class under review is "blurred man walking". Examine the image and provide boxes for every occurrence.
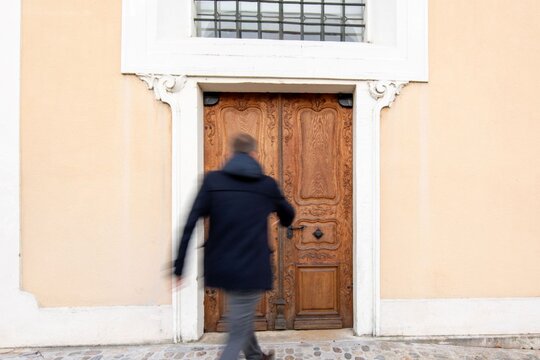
[174,133,295,360]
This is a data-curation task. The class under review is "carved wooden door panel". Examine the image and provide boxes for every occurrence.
[203,93,280,332]
[203,93,353,331]
[281,94,353,329]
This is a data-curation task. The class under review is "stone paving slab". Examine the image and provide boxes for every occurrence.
[1,339,540,360]
[405,336,540,351]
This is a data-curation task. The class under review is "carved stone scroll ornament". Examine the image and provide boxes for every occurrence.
[137,74,187,107]
[368,80,409,110]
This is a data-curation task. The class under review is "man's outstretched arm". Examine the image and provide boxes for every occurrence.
[174,177,211,277]
[272,181,295,227]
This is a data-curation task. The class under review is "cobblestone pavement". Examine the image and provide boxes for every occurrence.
[1,339,539,360]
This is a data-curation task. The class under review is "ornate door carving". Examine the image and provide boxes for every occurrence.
[281,94,353,329]
[203,93,353,331]
[203,93,279,332]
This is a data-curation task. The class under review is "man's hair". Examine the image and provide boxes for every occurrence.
[231,133,257,154]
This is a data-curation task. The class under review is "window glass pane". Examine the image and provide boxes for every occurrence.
[283,3,300,15]
[304,4,322,18]
[283,33,301,41]
[260,2,279,15]
[240,2,258,13]
[194,0,365,42]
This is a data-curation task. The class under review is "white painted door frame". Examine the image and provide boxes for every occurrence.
[139,75,407,342]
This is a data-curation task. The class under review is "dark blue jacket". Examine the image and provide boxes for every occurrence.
[174,153,295,290]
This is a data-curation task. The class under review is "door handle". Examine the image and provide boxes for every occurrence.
[286,225,305,239]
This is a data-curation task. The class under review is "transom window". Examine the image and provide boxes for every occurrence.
[194,0,366,42]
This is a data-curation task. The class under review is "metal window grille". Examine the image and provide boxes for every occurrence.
[194,0,366,42]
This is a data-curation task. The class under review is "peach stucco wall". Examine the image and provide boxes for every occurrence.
[381,0,540,298]
[21,1,172,306]
[20,0,540,306]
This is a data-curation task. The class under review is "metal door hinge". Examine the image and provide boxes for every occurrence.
[204,93,220,106]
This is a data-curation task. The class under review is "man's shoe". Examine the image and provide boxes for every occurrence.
[262,350,275,360]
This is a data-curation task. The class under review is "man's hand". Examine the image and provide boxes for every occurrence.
[173,276,183,289]
[164,261,182,290]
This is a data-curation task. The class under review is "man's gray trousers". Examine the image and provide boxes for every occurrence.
[219,290,264,360]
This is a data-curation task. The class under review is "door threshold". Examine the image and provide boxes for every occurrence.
[199,328,356,344]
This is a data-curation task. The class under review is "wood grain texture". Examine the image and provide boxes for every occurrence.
[299,108,338,200]
[296,265,339,315]
[282,94,353,330]
[204,94,279,332]
[203,93,352,331]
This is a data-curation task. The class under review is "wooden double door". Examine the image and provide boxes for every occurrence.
[203,93,353,331]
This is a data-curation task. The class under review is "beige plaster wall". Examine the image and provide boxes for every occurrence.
[381,0,540,298]
[20,0,540,306]
[21,0,172,306]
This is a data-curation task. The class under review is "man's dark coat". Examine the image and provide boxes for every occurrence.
[174,153,295,291]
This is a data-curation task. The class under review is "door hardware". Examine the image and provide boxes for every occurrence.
[313,228,324,239]
[287,225,306,239]
[337,93,353,108]
[203,92,220,106]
